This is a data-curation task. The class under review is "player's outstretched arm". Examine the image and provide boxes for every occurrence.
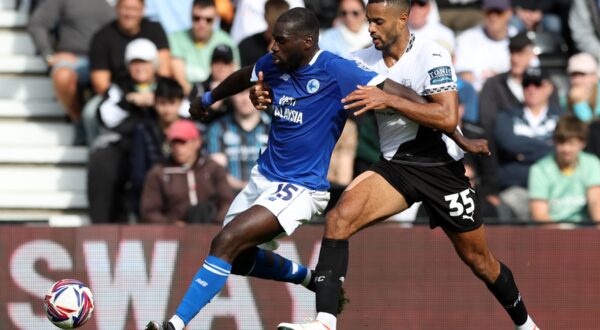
[189,65,254,120]
[344,79,490,156]
[343,78,457,134]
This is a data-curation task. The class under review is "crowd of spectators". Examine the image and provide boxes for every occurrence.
[25,0,600,225]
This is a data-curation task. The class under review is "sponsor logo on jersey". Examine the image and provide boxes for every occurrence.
[306,79,320,93]
[274,106,303,124]
[279,95,297,106]
[428,66,453,85]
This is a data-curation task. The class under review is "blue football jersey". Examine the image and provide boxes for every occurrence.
[251,50,385,190]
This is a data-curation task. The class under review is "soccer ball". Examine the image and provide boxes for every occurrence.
[43,279,94,329]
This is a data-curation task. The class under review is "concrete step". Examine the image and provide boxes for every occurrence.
[0,146,88,164]
[0,30,36,55]
[0,10,27,28]
[0,76,54,100]
[0,0,16,10]
[0,122,74,146]
[0,166,85,192]
[0,99,63,118]
[0,191,87,209]
[0,55,46,73]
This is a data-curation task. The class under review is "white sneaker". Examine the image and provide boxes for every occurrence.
[277,320,331,330]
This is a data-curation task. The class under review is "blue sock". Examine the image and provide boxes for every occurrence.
[248,249,308,284]
[175,255,231,325]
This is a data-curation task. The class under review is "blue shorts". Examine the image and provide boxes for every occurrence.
[51,56,90,86]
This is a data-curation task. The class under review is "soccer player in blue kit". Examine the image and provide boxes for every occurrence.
[146,7,488,330]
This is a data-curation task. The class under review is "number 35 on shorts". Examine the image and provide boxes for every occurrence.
[444,188,476,222]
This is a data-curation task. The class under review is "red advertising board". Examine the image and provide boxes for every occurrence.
[1,225,599,329]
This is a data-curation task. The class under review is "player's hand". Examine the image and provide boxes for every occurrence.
[458,137,491,156]
[189,95,210,121]
[249,71,272,111]
[342,85,391,116]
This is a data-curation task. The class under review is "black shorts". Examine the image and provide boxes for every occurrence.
[371,159,483,232]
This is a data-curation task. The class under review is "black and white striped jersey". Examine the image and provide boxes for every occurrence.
[351,34,464,166]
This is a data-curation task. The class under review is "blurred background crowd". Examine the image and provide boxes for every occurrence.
[9,0,600,227]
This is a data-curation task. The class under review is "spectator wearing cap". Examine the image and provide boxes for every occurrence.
[89,0,171,95]
[436,0,483,32]
[207,89,270,192]
[169,0,239,95]
[27,0,114,145]
[529,114,600,224]
[494,68,565,220]
[510,0,565,34]
[455,0,516,91]
[239,0,290,67]
[408,0,456,51]
[569,0,600,69]
[319,0,371,60]
[87,38,162,223]
[140,119,233,224]
[477,33,561,208]
[129,77,190,215]
[188,44,237,126]
[564,53,600,122]
[83,0,172,146]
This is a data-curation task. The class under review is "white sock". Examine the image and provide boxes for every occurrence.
[316,312,337,330]
[516,315,537,330]
[301,269,312,287]
[169,315,185,330]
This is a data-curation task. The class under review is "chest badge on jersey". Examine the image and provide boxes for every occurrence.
[306,79,320,94]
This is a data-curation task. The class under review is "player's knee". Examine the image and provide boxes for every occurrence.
[210,228,245,259]
[324,207,356,239]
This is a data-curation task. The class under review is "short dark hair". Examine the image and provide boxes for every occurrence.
[265,0,290,14]
[367,0,411,13]
[155,77,184,101]
[193,0,215,9]
[553,114,588,143]
[277,7,320,42]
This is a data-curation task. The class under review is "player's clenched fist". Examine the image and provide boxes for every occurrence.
[189,92,213,121]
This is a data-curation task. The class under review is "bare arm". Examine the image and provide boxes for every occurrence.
[587,186,600,222]
[530,199,552,223]
[157,49,173,77]
[343,79,490,155]
[344,79,458,134]
[189,65,254,119]
[90,70,111,95]
[171,58,191,95]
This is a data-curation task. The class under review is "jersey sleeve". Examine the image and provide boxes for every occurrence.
[327,57,386,97]
[417,44,458,96]
[250,53,272,82]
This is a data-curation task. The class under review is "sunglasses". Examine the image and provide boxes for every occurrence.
[339,10,361,17]
[192,15,214,23]
[523,80,543,88]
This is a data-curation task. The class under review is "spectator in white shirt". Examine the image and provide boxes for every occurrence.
[408,0,455,50]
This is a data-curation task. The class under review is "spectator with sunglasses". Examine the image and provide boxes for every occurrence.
[319,0,371,60]
[169,0,239,95]
[494,68,565,220]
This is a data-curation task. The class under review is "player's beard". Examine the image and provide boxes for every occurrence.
[375,34,398,51]
[276,52,304,72]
